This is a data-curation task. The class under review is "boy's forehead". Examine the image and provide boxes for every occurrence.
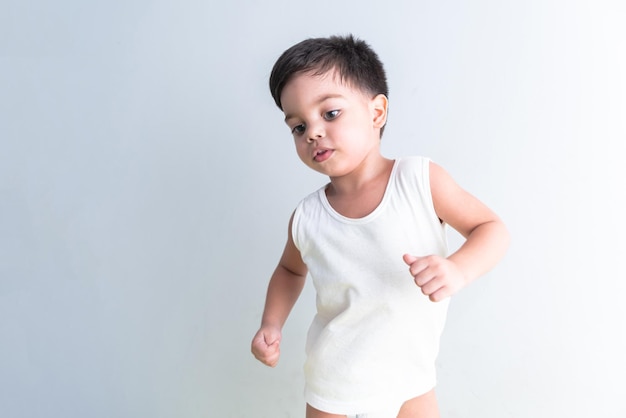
[282,69,364,101]
[294,69,342,87]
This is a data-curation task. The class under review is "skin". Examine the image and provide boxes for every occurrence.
[306,389,440,418]
[251,69,510,417]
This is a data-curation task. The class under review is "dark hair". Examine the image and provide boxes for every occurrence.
[269,34,388,110]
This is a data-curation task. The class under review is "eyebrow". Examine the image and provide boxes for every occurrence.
[284,94,345,122]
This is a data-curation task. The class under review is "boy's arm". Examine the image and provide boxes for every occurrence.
[251,213,308,367]
[404,161,510,301]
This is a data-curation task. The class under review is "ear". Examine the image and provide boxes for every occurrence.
[370,94,388,129]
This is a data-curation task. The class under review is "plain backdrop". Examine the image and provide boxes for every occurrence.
[1,0,625,417]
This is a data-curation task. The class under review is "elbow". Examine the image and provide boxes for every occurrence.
[472,217,511,252]
[494,218,511,255]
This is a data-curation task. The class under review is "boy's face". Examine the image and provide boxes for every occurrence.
[280,70,388,178]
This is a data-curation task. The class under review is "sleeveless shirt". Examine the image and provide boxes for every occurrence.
[291,156,450,415]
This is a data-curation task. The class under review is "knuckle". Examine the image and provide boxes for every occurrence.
[427,255,441,266]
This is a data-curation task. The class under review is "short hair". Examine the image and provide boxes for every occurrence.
[269,34,389,110]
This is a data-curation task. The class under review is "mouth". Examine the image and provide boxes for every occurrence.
[313,149,333,162]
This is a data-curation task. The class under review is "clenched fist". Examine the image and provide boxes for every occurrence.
[251,326,282,367]
[403,253,468,302]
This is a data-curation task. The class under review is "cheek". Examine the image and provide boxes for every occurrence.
[294,141,309,161]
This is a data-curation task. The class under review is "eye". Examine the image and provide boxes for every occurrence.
[291,124,306,135]
[324,110,340,120]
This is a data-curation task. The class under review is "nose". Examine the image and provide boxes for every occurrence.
[306,123,325,143]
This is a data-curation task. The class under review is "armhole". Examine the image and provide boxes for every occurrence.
[421,158,445,227]
[291,203,303,253]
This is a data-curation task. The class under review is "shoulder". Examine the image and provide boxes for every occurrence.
[395,156,453,185]
[292,184,328,241]
[394,156,431,175]
[294,184,327,214]
[393,156,433,191]
[395,155,430,167]
[428,160,460,195]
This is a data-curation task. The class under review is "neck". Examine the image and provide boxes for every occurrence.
[327,153,394,197]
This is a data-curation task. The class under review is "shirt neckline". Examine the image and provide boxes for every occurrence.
[317,158,400,224]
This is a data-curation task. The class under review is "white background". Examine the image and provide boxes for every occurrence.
[1,0,625,417]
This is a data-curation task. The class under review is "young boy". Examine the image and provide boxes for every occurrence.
[251,35,510,418]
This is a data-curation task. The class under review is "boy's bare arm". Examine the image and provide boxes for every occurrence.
[404,161,510,301]
[252,214,308,367]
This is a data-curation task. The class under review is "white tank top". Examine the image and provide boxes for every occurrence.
[292,156,450,415]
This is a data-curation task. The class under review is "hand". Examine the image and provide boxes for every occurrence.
[251,326,282,367]
[402,254,468,302]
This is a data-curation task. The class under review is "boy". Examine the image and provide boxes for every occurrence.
[251,35,509,418]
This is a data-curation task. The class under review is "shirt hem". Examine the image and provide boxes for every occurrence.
[304,381,437,415]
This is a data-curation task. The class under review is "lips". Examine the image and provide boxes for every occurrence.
[313,149,333,162]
